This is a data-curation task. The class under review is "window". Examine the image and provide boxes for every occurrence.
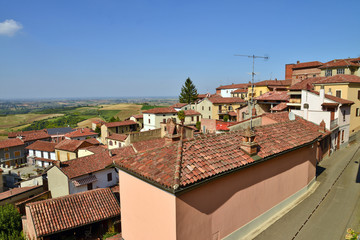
[229,106,233,110]
[260,91,262,96]
[313,74,316,77]
[356,108,360,117]
[109,140,113,146]
[107,173,112,182]
[358,90,360,100]
[342,130,344,141]
[87,183,93,190]
[148,119,150,124]
[343,110,346,122]
[209,107,211,111]
[191,116,194,121]
[337,68,345,74]
[197,116,199,122]
[4,148,8,152]
[336,90,341,98]
[4,153,9,159]
[209,115,211,119]
[202,106,204,110]
[67,153,70,160]
[57,151,60,160]
[325,69,332,77]
[185,107,187,110]
[14,151,20,157]
[163,119,166,123]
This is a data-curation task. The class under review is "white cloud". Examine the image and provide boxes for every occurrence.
[0,19,23,36]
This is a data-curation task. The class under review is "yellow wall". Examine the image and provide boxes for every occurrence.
[314,83,360,132]
[320,67,360,77]
[211,103,243,120]
[55,149,77,162]
[47,166,69,198]
[247,86,270,100]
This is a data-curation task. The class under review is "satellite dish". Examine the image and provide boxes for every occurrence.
[289,112,295,121]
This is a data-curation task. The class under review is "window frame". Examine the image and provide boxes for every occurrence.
[107,172,112,182]
[337,68,345,75]
[336,90,341,98]
[325,69,332,77]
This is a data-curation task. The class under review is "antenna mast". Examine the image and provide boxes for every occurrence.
[234,54,269,130]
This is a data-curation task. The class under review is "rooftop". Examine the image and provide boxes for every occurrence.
[289,77,325,90]
[270,102,288,111]
[0,138,24,149]
[255,91,289,101]
[107,133,128,141]
[115,116,323,192]
[313,74,360,84]
[216,83,249,90]
[292,61,323,69]
[171,103,188,108]
[131,114,143,119]
[142,107,178,114]
[55,139,92,152]
[64,128,98,138]
[26,140,57,152]
[319,58,360,69]
[0,186,42,201]
[60,147,135,179]
[131,138,167,153]
[309,90,354,105]
[104,120,138,128]
[184,110,201,116]
[26,188,120,237]
[207,96,246,104]
[46,127,74,136]
[254,79,292,87]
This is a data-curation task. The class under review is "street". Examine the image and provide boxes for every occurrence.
[253,138,360,240]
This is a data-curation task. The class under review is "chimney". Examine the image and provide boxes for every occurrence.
[275,78,277,81]
[108,150,113,157]
[252,108,257,117]
[319,120,326,133]
[319,86,325,103]
[240,127,259,156]
[297,60,300,64]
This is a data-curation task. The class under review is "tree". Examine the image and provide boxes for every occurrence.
[179,78,198,104]
[0,204,24,240]
[177,110,185,125]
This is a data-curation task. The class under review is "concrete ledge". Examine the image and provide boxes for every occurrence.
[224,177,317,240]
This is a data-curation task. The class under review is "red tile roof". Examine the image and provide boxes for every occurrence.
[232,89,248,93]
[84,138,101,145]
[80,145,107,154]
[319,58,360,69]
[23,131,51,142]
[292,61,323,69]
[107,133,128,141]
[207,96,246,104]
[270,102,288,111]
[104,120,137,128]
[0,186,42,200]
[216,121,237,131]
[216,83,249,90]
[131,114,143,119]
[115,116,323,191]
[313,74,360,84]
[142,107,177,114]
[197,93,215,99]
[26,188,120,237]
[255,91,289,101]
[131,138,167,153]
[64,128,98,138]
[184,110,201,116]
[55,139,92,152]
[308,90,354,105]
[171,103,188,108]
[254,79,292,86]
[26,140,57,152]
[60,147,135,179]
[8,129,47,138]
[289,77,325,90]
[0,138,24,149]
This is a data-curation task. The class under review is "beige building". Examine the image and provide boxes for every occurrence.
[54,139,93,162]
[101,120,138,143]
[248,79,292,100]
[106,133,128,149]
[320,57,360,77]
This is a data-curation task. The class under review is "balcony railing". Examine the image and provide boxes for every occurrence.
[330,118,338,129]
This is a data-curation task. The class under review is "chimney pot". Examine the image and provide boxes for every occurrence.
[297,60,300,64]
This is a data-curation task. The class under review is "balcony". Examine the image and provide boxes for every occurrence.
[218,109,230,115]
[330,118,338,130]
[289,99,301,104]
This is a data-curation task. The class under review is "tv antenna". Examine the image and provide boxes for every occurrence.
[234,54,269,130]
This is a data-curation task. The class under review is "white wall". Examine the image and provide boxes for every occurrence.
[221,88,237,98]
[50,152,56,160]
[28,150,34,157]
[292,110,331,130]
[143,114,157,131]
[35,150,42,158]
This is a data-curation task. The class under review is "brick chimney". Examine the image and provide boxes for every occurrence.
[240,127,259,156]
[319,120,326,133]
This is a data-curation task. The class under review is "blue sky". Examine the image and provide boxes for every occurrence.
[1,0,360,99]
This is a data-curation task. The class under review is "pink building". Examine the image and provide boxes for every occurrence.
[114,117,325,239]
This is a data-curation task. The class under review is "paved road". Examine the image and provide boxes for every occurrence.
[254,140,360,240]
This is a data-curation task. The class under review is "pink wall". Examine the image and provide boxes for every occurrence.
[201,119,216,133]
[23,206,37,239]
[175,145,316,240]
[119,170,177,240]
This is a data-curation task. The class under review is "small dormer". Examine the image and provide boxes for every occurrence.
[240,127,259,156]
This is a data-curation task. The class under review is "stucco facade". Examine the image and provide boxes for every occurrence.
[119,144,317,240]
[0,144,26,167]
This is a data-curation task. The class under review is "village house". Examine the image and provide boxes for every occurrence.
[114,116,324,240]
[248,79,292,100]
[101,120,138,143]
[54,139,93,162]
[26,140,57,168]
[196,96,246,121]
[0,185,44,206]
[319,57,360,77]
[254,91,289,115]
[106,133,128,149]
[129,114,144,128]
[91,119,106,131]
[311,75,360,133]
[285,61,323,83]
[215,83,249,97]
[0,138,26,167]
[231,88,248,99]
[22,188,120,240]
[8,130,51,147]
[47,147,135,198]
[76,145,106,158]
[46,127,73,143]
[64,127,98,140]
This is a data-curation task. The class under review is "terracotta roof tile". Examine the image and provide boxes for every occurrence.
[104,120,137,128]
[0,138,24,149]
[64,128,98,138]
[81,145,107,154]
[216,83,250,90]
[131,114,143,119]
[171,103,188,108]
[313,74,360,84]
[26,140,57,152]
[0,186,41,200]
[142,107,177,114]
[232,89,248,93]
[308,90,354,105]
[207,97,246,104]
[55,139,93,152]
[26,188,120,237]
[131,138,167,152]
[289,77,325,90]
[107,133,128,141]
[184,110,201,116]
[8,130,47,138]
[319,58,360,69]
[255,91,289,101]
[84,138,101,145]
[254,79,292,87]
[115,116,323,191]
[270,102,288,111]
[292,61,323,69]
[60,147,135,179]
